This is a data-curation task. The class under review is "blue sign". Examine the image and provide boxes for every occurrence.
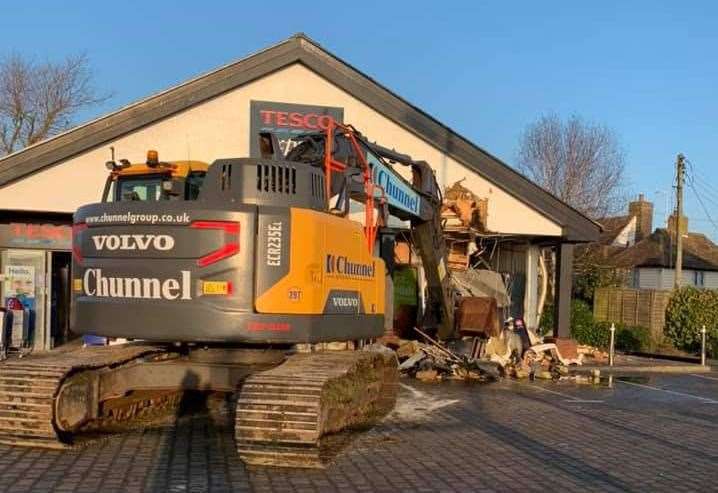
[369,154,420,216]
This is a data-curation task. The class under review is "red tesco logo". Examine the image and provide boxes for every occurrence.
[259,110,335,130]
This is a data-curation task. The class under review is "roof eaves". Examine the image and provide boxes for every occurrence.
[294,38,600,242]
[0,33,599,242]
[0,37,304,186]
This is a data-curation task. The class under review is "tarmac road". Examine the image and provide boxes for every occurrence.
[0,369,716,492]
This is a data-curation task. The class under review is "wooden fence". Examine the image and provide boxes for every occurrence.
[593,288,672,342]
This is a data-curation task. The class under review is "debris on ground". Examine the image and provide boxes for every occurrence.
[389,327,501,382]
[383,178,592,384]
[383,317,588,383]
[543,337,580,362]
[416,369,439,382]
[577,344,609,363]
[398,350,426,371]
[558,368,603,385]
[396,340,421,359]
[375,179,589,385]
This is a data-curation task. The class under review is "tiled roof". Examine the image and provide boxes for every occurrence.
[597,215,632,244]
[0,34,600,241]
[611,228,718,270]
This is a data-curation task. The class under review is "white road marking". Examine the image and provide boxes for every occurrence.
[524,384,603,403]
[618,380,718,404]
[688,373,718,382]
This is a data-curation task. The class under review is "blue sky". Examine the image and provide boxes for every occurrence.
[3,1,717,239]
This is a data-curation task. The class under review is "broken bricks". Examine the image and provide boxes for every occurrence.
[396,340,421,359]
[577,344,609,363]
[392,328,499,382]
[387,322,589,385]
[416,369,440,382]
[398,350,426,371]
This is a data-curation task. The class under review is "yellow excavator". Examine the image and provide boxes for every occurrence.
[0,123,454,468]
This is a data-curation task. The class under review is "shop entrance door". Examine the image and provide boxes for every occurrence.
[1,249,47,351]
[49,251,73,347]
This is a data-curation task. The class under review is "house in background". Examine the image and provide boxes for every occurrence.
[597,195,718,289]
[597,193,654,249]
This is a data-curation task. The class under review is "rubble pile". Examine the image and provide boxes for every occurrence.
[391,329,501,382]
[384,321,591,383]
[381,180,609,384]
[577,344,609,363]
[507,343,571,380]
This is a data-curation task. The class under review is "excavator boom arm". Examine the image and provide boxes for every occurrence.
[306,126,456,338]
[361,138,455,339]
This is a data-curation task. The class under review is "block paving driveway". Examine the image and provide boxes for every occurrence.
[0,370,717,492]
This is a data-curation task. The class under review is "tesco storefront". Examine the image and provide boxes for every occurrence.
[0,217,72,352]
[0,35,597,352]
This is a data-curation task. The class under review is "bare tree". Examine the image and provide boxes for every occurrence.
[0,53,109,156]
[517,114,626,219]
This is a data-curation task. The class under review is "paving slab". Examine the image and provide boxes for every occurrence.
[0,372,716,492]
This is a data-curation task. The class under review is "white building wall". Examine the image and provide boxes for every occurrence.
[637,267,710,289]
[636,267,660,289]
[661,269,675,289]
[704,271,718,289]
[0,64,562,237]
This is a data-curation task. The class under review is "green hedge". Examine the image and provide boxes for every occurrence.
[541,300,651,351]
[614,323,652,352]
[665,287,718,356]
[571,301,650,351]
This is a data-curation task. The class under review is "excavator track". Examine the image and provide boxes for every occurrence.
[1,344,398,467]
[236,350,398,468]
[0,344,166,449]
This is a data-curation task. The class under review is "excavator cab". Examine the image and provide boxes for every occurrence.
[102,150,208,202]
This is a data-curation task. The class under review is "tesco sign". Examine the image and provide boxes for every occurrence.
[258,110,335,130]
[250,100,344,158]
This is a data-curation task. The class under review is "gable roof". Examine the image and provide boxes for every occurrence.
[0,33,599,242]
[612,228,718,271]
[597,215,633,244]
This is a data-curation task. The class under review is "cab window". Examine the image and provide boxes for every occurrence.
[116,177,164,201]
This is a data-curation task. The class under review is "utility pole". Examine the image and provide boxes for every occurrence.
[674,153,685,289]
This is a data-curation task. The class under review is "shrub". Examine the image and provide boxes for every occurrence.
[613,323,651,352]
[569,299,596,344]
[573,320,650,351]
[569,299,650,351]
[665,286,718,357]
[539,299,650,351]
